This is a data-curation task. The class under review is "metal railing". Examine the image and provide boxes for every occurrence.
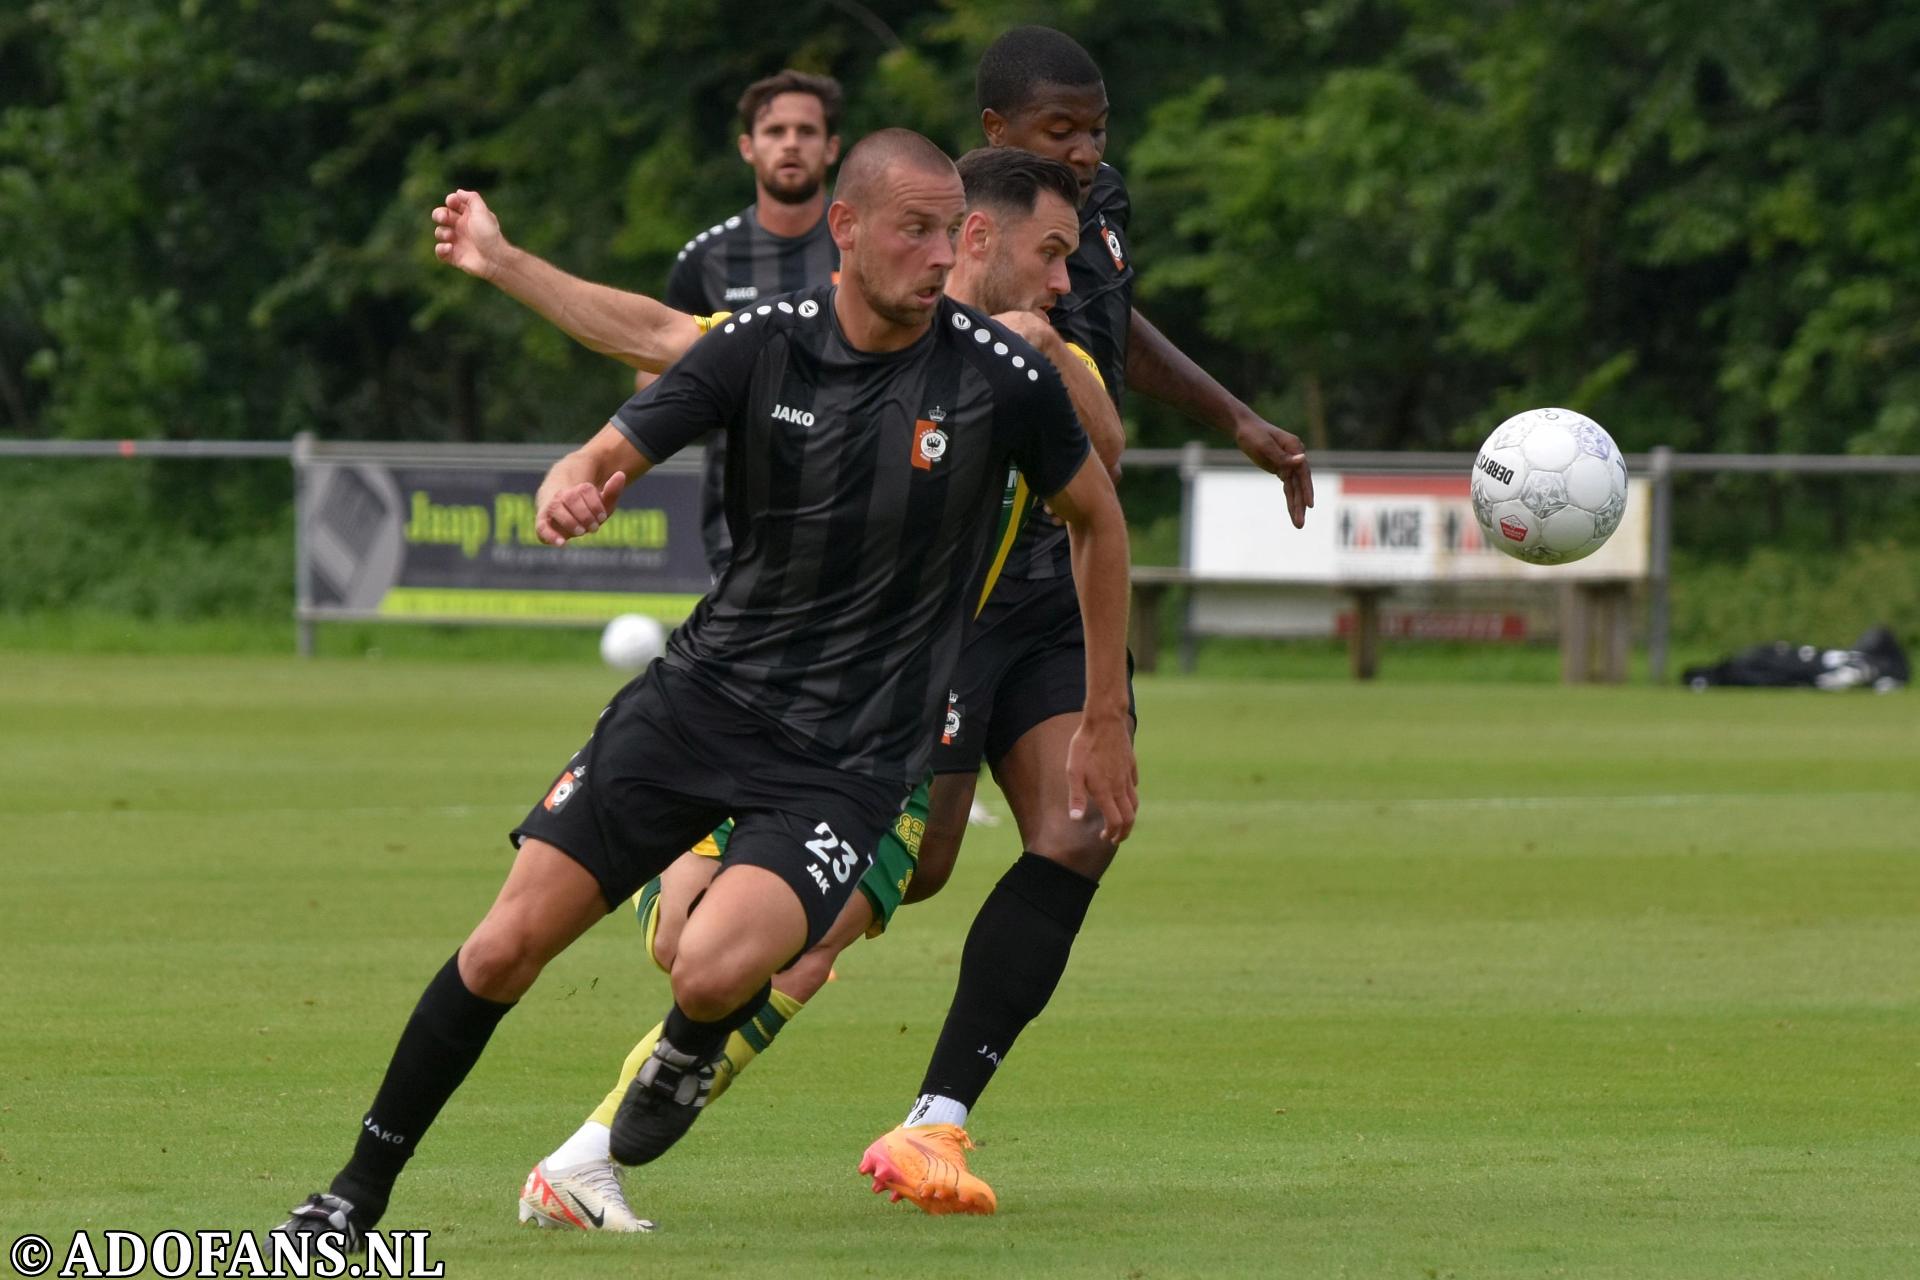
[7,434,1917,679]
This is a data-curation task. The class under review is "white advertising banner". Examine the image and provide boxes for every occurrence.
[1190,470,1650,584]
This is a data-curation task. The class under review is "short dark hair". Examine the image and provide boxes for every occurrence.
[737,70,844,136]
[956,147,1079,220]
[975,26,1102,118]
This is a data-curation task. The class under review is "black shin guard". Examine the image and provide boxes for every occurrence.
[330,952,514,1226]
[918,853,1099,1110]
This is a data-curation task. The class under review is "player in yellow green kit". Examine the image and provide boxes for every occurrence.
[431,147,1121,1233]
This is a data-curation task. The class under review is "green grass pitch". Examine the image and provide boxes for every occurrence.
[2,653,1915,1277]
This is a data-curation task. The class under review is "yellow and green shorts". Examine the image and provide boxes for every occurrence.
[635,773,929,941]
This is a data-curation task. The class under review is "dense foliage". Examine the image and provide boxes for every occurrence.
[5,0,1917,454]
[3,1,1917,635]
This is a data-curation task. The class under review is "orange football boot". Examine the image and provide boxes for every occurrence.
[858,1123,997,1216]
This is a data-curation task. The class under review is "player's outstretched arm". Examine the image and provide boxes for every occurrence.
[1125,307,1315,528]
[1044,456,1137,844]
[996,311,1125,480]
[431,189,706,372]
[535,423,653,547]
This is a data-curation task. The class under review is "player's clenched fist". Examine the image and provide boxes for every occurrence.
[536,472,628,546]
[432,189,508,280]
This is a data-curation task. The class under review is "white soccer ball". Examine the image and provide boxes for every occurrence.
[599,613,665,672]
[1469,407,1629,565]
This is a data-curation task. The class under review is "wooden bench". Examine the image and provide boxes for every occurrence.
[1130,568,1634,682]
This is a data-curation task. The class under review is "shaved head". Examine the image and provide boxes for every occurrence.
[826,129,965,348]
[833,128,957,211]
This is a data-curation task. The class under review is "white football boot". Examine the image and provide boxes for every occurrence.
[518,1158,655,1233]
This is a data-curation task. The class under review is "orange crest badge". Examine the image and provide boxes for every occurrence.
[543,766,584,812]
[913,406,949,471]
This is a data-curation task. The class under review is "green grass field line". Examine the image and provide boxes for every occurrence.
[2,655,1915,1277]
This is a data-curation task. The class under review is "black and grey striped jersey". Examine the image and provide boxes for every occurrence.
[612,284,1091,784]
[1004,162,1137,582]
[666,207,841,578]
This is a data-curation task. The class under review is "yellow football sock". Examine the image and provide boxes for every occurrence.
[588,986,807,1127]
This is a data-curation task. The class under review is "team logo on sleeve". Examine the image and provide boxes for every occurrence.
[1099,214,1126,272]
[912,406,949,470]
[543,766,585,812]
[940,689,963,745]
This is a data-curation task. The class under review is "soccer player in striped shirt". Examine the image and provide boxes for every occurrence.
[274,132,1134,1247]
[657,70,844,579]
[429,147,1124,1232]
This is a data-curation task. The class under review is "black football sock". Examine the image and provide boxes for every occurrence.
[660,981,774,1061]
[917,853,1099,1112]
[329,952,514,1226]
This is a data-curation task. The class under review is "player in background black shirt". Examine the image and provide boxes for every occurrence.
[273,131,1134,1247]
[652,70,844,578]
[858,27,1317,1216]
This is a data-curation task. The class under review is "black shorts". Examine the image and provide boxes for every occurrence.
[931,575,1138,776]
[512,662,905,948]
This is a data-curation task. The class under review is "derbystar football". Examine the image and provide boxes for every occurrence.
[599,612,666,672]
[1469,407,1629,565]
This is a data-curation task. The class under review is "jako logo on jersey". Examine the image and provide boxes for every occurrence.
[1100,214,1126,272]
[543,766,584,812]
[723,285,759,302]
[772,404,815,427]
[913,406,949,471]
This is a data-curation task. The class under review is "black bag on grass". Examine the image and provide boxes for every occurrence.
[1682,624,1908,692]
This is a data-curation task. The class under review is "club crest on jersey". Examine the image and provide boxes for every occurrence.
[771,403,815,427]
[543,766,584,812]
[912,406,949,470]
[1099,214,1126,272]
[941,689,963,745]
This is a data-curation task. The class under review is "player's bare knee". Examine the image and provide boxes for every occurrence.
[457,924,543,1001]
[671,958,767,1022]
[1027,818,1117,882]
